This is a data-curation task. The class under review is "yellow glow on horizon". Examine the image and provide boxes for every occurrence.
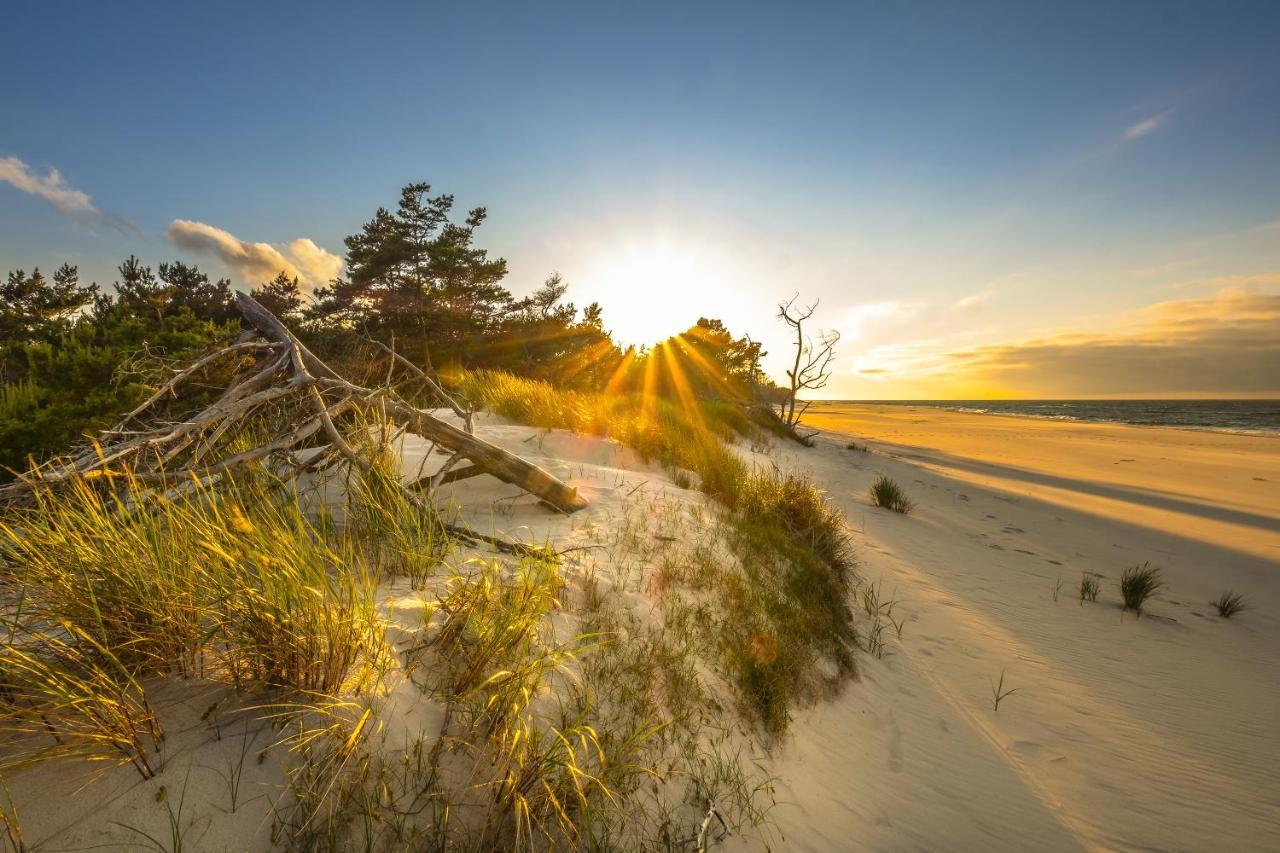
[580,240,738,348]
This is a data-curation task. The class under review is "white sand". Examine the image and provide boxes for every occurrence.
[755,404,1280,852]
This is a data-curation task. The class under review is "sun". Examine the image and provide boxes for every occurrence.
[578,239,735,348]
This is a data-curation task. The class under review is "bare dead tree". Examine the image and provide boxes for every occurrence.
[0,293,587,524]
[777,293,840,441]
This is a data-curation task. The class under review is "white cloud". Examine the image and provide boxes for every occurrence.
[1122,111,1170,141]
[283,237,345,285]
[167,220,343,288]
[0,155,138,233]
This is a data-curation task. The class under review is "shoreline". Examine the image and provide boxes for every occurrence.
[816,399,1280,438]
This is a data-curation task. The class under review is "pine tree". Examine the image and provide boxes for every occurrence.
[0,265,98,341]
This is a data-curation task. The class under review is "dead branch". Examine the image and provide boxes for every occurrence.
[366,338,474,433]
[0,293,587,517]
[777,293,840,440]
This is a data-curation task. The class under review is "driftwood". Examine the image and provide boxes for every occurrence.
[0,293,588,516]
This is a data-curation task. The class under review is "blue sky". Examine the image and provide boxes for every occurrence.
[3,1,1279,396]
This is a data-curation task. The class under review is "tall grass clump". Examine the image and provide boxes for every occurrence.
[1211,591,1246,619]
[1119,562,1164,615]
[869,475,913,513]
[421,556,573,727]
[726,472,857,731]
[345,457,451,588]
[0,466,392,776]
[208,484,387,695]
[0,625,163,779]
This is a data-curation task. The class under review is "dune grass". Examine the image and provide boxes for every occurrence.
[457,370,858,734]
[1079,572,1100,604]
[1211,590,1246,619]
[1119,562,1164,615]
[869,475,913,514]
[0,467,394,779]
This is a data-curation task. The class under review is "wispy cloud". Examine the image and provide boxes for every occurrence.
[1122,110,1171,141]
[167,220,344,288]
[954,283,999,311]
[0,155,139,233]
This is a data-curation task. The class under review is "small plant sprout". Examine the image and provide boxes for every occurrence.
[1211,591,1247,619]
[1051,576,1063,603]
[990,669,1020,712]
[1079,573,1100,604]
[869,475,914,514]
[1119,562,1164,615]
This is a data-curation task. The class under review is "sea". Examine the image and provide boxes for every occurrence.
[829,400,1280,436]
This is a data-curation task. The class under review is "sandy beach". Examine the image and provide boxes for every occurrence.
[756,403,1280,851]
[6,404,1279,851]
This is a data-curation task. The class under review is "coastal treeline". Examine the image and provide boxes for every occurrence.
[0,181,778,474]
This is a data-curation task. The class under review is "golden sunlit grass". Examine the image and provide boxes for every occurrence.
[456,368,858,732]
[0,468,391,779]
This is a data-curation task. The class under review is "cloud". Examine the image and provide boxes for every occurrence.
[167,220,343,288]
[886,286,1280,396]
[955,284,998,311]
[1122,110,1171,141]
[0,155,139,233]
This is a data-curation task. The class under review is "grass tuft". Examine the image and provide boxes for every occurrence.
[1211,590,1246,619]
[1079,573,1100,604]
[1119,562,1164,615]
[869,475,913,514]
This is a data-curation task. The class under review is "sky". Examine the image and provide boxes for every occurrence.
[2,0,1279,398]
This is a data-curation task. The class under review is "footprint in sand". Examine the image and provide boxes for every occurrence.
[1015,548,1036,556]
[1002,526,1026,534]
[1045,559,1063,566]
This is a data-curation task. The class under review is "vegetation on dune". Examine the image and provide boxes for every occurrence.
[1211,590,1246,619]
[458,368,859,734]
[869,475,914,514]
[1119,562,1164,615]
[1079,572,1101,604]
[0,469,391,781]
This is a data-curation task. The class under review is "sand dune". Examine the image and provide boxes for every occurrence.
[758,404,1280,852]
